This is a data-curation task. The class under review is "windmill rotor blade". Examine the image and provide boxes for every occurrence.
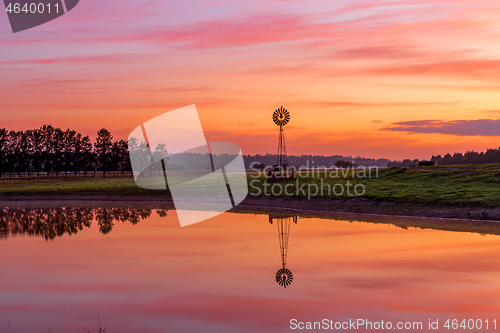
[276,268,293,288]
[273,107,290,127]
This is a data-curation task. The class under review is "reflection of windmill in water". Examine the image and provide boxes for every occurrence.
[269,215,298,288]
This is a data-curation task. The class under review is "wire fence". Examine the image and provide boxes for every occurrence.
[0,171,134,183]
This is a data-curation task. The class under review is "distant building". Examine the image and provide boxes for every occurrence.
[418,160,438,167]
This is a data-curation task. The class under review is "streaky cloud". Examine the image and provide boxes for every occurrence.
[383,119,500,136]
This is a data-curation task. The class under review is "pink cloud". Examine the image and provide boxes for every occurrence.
[384,119,500,136]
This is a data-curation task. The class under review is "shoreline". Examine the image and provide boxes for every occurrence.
[1,194,499,222]
[1,195,500,237]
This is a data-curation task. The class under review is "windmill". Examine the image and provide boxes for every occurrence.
[273,106,290,171]
[269,215,297,288]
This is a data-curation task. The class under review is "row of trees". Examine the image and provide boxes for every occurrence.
[1,126,398,177]
[244,154,392,169]
[386,148,500,168]
[7,126,500,175]
[0,126,130,177]
[431,148,500,165]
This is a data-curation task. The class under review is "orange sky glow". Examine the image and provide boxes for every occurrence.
[2,0,500,160]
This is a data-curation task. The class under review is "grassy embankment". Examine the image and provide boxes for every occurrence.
[1,164,500,208]
[0,176,156,197]
[248,164,500,207]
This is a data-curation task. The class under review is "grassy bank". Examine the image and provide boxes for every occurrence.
[0,177,162,197]
[248,164,500,207]
[1,164,500,208]
[233,206,500,236]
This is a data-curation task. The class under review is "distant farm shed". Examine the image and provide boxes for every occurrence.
[418,160,438,167]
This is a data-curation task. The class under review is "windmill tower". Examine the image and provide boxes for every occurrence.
[269,215,297,288]
[273,107,290,171]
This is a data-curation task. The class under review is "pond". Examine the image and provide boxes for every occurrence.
[0,204,499,332]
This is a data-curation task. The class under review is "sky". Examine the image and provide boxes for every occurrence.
[1,0,500,160]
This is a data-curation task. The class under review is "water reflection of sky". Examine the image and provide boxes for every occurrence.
[0,208,499,332]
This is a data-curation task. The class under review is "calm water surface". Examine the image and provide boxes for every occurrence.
[0,206,499,332]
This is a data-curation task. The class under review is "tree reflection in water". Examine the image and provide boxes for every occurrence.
[0,207,168,240]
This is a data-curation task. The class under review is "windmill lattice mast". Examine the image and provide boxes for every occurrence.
[269,215,297,288]
[273,106,290,170]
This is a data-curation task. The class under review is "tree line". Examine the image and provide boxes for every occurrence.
[1,126,400,177]
[386,148,500,168]
[0,126,130,177]
[244,154,392,169]
[15,125,497,175]
[430,148,500,165]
